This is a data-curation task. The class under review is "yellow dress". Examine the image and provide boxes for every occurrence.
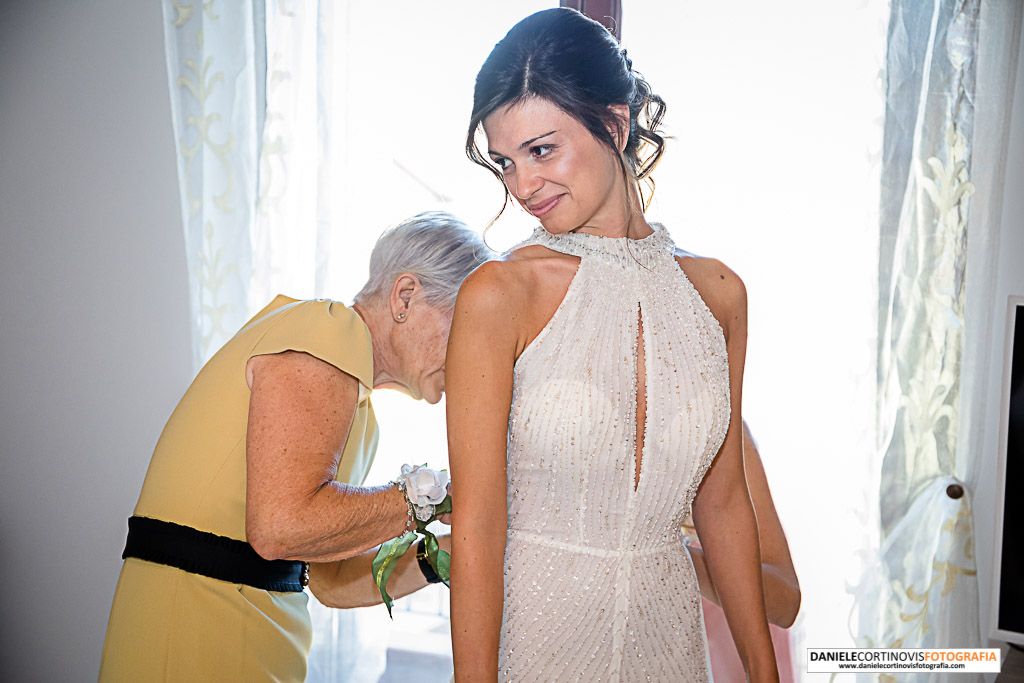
[99,295,379,682]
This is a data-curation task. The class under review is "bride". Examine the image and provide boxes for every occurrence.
[446,8,779,682]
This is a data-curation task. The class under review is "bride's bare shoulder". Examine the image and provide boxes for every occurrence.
[672,246,747,342]
[504,242,579,267]
[457,244,576,311]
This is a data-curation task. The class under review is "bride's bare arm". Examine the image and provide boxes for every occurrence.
[447,262,519,683]
[688,260,778,682]
[688,422,801,628]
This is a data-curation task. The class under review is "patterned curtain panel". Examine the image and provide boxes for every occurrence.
[249,0,333,315]
[854,0,983,669]
[162,0,263,371]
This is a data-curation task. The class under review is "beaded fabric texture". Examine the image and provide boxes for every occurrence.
[500,223,731,682]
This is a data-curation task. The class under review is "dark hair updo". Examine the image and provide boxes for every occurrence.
[466,7,667,217]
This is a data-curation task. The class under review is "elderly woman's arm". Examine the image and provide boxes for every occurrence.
[687,422,801,628]
[308,533,452,608]
[244,350,411,563]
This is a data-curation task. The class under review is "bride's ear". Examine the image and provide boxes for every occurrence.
[605,104,631,153]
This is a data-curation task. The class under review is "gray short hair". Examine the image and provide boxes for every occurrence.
[354,211,493,311]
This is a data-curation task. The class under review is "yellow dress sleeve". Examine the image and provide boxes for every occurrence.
[245,295,374,392]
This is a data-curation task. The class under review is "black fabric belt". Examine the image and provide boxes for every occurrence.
[122,516,309,592]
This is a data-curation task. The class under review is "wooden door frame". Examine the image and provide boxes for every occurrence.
[560,0,623,41]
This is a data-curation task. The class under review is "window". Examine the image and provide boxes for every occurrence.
[303,1,888,679]
[623,0,888,662]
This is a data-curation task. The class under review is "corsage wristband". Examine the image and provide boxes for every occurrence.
[393,463,449,522]
[373,463,453,617]
[393,478,416,534]
[416,537,443,584]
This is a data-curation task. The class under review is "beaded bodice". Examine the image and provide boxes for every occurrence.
[499,223,731,682]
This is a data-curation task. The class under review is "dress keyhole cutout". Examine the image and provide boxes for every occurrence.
[635,307,647,492]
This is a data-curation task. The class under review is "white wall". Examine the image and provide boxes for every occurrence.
[0,1,192,680]
[975,6,1024,660]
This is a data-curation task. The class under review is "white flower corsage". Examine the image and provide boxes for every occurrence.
[397,463,450,522]
[372,463,452,617]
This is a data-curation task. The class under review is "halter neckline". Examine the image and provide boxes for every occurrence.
[517,222,677,268]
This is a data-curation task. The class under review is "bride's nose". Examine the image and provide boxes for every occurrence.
[514,166,542,201]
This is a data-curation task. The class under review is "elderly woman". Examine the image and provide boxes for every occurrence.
[99,212,490,681]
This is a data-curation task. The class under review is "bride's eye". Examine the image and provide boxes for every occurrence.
[531,144,554,158]
[493,157,513,172]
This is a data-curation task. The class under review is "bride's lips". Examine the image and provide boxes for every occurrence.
[528,194,564,218]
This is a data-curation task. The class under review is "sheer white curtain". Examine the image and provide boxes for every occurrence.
[162,0,263,371]
[855,0,983,656]
[250,0,339,312]
[848,3,1021,677]
[963,0,1024,651]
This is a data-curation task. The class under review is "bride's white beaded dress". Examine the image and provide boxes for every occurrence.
[499,223,731,682]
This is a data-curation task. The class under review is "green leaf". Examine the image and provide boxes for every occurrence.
[433,493,452,517]
[371,531,417,618]
[436,548,451,587]
[421,530,451,587]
